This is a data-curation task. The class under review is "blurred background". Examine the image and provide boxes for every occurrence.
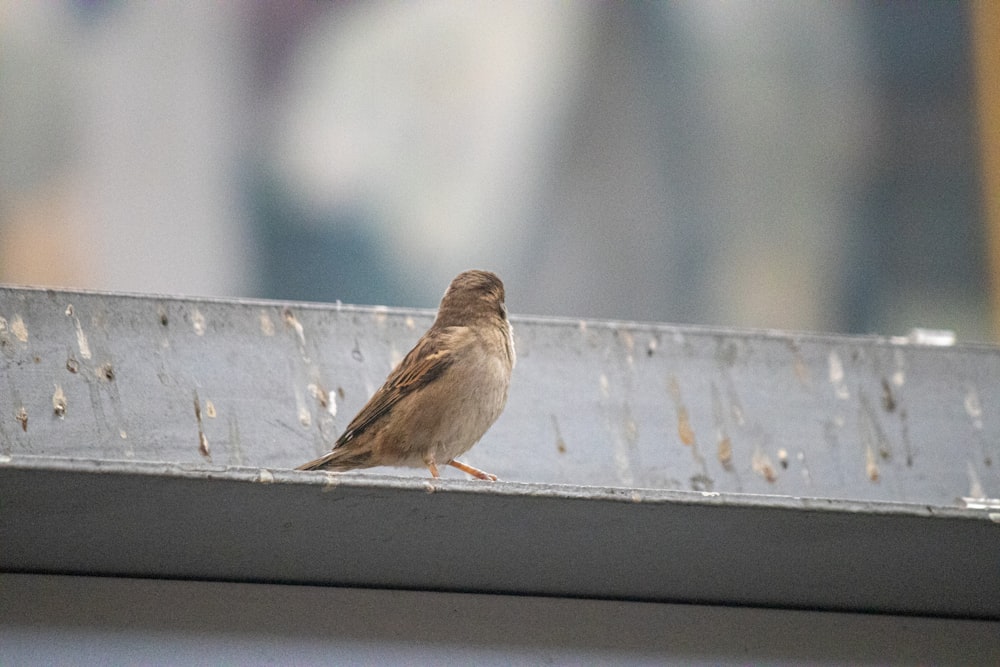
[2,1,999,340]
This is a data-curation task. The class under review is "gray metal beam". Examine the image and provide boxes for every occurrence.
[2,457,999,619]
[2,285,999,618]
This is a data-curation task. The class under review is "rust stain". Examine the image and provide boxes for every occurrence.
[752,447,777,483]
[551,414,567,454]
[668,375,696,445]
[717,436,733,468]
[881,378,896,412]
[677,406,695,445]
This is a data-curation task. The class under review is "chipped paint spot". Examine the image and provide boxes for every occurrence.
[67,305,92,360]
[778,448,789,469]
[797,451,812,485]
[194,393,210,460]
[619,330,635,366]
[881,378,896,412]
[52,385,67,417]
[676,406,695,445]
[865,444,880,482]
[967,461,985,499]
[205,400,216,418]
[191,309,206,336]
[15,406,28,432]
[99,362,115,381]
[669,376,695,445]
[965,387,983,430]
[892,349,906,387]
[120,429,128,440]
[322,472,340,492]
[308,383,336,417]
[10,315,28,342]
[257,469,275,484]
[717,436,733,468]
[551,414,567,454]
[259,311,275,336]
[828,350,849,400]
[752,446,777,482]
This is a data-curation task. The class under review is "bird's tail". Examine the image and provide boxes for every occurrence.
[296,447,371,472]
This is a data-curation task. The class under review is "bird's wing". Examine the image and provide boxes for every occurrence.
[335,327,462,446]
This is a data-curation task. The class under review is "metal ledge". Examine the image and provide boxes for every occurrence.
[2,456,998,619]
[2,285,1000,619]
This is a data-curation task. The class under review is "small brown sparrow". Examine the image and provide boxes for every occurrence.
[297,270,514,480]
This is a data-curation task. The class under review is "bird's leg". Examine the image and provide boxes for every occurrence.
[448,459,498,481]
[426,460,440,478]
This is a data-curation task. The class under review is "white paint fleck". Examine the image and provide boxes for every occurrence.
[257,469,275,484]
[827,350,849,400]
[191,309,206,336]
[967,461,985,499]
[205,400,217,418]
[259,311,275,336]
[10,315,28,342]
[71,311,92,360]
[404,316,416,330]
[965,387,983,430]
[599,373,610,399]
[283,309,307,354]
[892,349,906,387]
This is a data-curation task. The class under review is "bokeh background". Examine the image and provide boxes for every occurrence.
[2,1,999,340]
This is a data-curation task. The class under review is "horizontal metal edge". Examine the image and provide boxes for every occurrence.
[2,459,998,620]
[2,455,995,520]
[3,283,995,351]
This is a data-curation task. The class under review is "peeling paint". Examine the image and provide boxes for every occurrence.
[965,386,983,431]
[828,350,849,400]
[52,385,67,417]
[66,305,92,360]
[10,315,28,342]
[259,311,275,337]
[751,446,777,482]
[191,309,206,336]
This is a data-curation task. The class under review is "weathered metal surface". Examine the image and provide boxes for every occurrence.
[1,458,998,619]
[1,285,998,504]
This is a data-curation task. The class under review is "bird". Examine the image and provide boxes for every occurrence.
[297,269,514,480]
